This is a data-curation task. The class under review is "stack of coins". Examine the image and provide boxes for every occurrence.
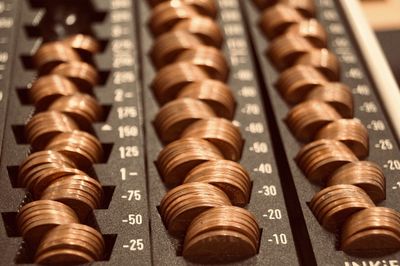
[15,34,105,263]
[252,0,400,256]
[341,207,400,256]
[147,0,260,263]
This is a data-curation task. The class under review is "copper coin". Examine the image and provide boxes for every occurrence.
[148,1,199,36]
[321,200,374,232]
[45,130,103,169]
[285,100,341,142]
[48,93,103,129]
[186,206,260,242]
[276,65,327,104]
[167,196,231,236]
[63,34,101,55]
[177,79,236,119]
[184,171,249,206]
[296,139,358,184]
[18,150,76,186]
[185,160,251,192]
[309,184,362,210]
[341,229,400,256]
[183,229,257,263]
[259,3,303,39]
[152,62,209,104]
[25,111,80,150]
[36,236,100,262]
[36,225,102,261]
[157,138,224,186]
[280,0,316,18]
[154,98,216,143]
[328,162,385,202]
[295,48,341,81]
[312,187,370,221]
[315,119,369,159]
[159,182,228,217]
[185,211,259,248]
[20,215,78,247]
[165,191,231,228]
[18,209,78,237]
[267,33,314,70]
[26,167,87,198]
[252,0,278,10]
[51,61,98,92]
[41,188,97,221]
[315,191,372,223]
[33,41,81,74]
[285,19,327,48]
[150,30,203,69]
[35,248,95,264]
[306,82,353,118]
[149,0,217,17]
[181,117,243,161]
[17,203,77,232]
[342,217,400,243]
[17,200,77,221]
[162,183,229,223]
[175,45,229,81]
[173,16,223,47]
[44,223,105,251]
[44,177,102,206]
[29,74,79,110]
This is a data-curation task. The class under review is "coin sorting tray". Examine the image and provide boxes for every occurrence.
[0,0,399,265]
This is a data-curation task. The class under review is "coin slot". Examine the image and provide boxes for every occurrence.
[101,234,117,261]
[97,70,111,86]
[14,241,35,264]
[12,125,28,145]
[7,166,22,188]
[98,185,115,209]
[1,212,20,237]
[25,0,106,42]
[99,143,113,164]
[20,55,35,70]
[16,88,32,105]
[98,104,112,122]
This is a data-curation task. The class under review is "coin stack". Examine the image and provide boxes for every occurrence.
[252,0,400,256]
[15,34,105,264]
[147,0,260,263]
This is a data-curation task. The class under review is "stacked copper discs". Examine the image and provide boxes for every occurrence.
[147,0,260,262]
[341,207,400,256]
[253,0,400,256]
[15,34,105,263]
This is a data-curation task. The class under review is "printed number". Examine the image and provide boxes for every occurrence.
[266,209,282,220]
[376,139,393,150]
[251,142,268,153]
[128,214,142,225]
[119,146,139,159]
[272,234,287,245]
[117,106,137,119]
[368,120,385,131]
[242,104,260,115]
[257,163,272,174]
[246,122,264,133]
[387,160,400,170]
[129,239,144,251]
[239,86,256,97]
[261,185,277,196]
[126,190,141,201]
[118,126,138,138]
